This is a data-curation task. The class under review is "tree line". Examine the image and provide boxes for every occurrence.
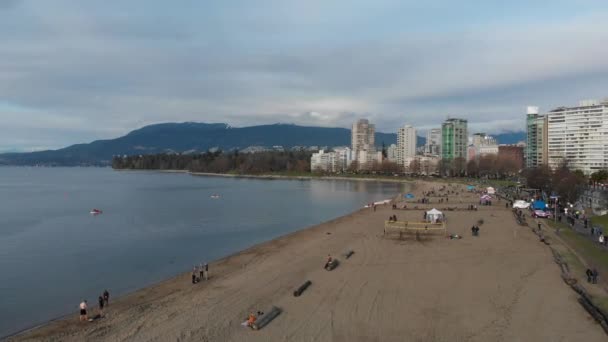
[112,151,312,174]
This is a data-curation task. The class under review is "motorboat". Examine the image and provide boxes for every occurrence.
[90,209,103,215]
[210,194,220,199]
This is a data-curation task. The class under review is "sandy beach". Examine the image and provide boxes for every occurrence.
[8,180,607,342]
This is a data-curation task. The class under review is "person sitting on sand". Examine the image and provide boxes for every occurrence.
[324,254,333,269]
[247,312,257,327]
[79,300,88,321]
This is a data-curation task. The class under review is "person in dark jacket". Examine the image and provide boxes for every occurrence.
[592,268,599,284]
[586,269,593,283]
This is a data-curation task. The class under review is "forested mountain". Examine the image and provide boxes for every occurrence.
[0,122,525,166]
[0,123,397,166]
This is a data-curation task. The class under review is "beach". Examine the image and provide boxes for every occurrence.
[8,180,607,342]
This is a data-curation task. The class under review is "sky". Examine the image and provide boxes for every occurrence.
[1,0,608,152]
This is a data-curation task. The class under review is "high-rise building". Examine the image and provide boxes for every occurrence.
[525,106,548,168]
[498,145,524,171]
[441,118,468,161]
[387,144,398,162]
[425,128,442,156]
[469,133,498,160]
[546,99,608,175]
[351,119,378,169]
[351,119,375,152]
[397,125,417,166]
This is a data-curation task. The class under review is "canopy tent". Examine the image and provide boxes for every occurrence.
[480,194,492,204]
[532,200,546,210]
[426,208,444,223]
[486,187,496,194]
[404,193,415,199]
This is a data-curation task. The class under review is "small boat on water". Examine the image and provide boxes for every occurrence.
[90,209,103,215]
[210,194,220,199]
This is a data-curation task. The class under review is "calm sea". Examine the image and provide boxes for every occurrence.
[0,167,408,337]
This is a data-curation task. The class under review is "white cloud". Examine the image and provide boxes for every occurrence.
[1,1,608,149]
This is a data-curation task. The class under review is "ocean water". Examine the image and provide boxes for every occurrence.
[0,167,408,337]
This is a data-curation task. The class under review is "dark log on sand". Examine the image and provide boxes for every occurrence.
[325,259,339,271]
[252,306,282,330]
[344,250,354,259]
[293,280,312,297]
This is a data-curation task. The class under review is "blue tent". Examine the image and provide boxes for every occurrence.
[532,200,546,210]
[404,193,415,199]
[466,185,475,190]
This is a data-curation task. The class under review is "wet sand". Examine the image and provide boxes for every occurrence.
[8,181,606,341]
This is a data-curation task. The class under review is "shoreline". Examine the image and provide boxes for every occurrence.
[121,168,415,184]
[5,182,409,340]
[10,180,606,341]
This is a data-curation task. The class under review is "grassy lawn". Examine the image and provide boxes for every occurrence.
[591,214,608,229]
[546,221,608,277]
[545,220,608,312]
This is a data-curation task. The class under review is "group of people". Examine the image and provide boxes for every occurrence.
[471,225,480,236]
[191,262,209,284]
[79,289,110,322]
[585,268,599,284]
[387,215,398,222]
[467,204,478,211]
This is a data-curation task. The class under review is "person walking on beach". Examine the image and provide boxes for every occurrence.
[103,289,110,306]
[192,267,198,284]
[199,263,204,280]
[204,262,209,280]
[98,295,104,316]
[79,300,88,321]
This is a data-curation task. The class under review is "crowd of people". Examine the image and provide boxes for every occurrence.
[191,262,209,284]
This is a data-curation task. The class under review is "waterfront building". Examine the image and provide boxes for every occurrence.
[351,119,375,152]
[525,106,548,168]
[351,119,378,169]
[498,145,525,170]
[387,144,398,162]
[404,156,440,175]
[441,118,468,161]
[310,149,353,172]
[546,99,608,175]
[397,124,417,167]
[425,128,442,156]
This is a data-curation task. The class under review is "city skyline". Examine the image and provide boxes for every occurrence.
[2,1,608,151]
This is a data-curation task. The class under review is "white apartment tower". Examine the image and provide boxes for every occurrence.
[351,119,375,152]
[397,125,417,167]
[425,128,442,156]
[546,99,608,175]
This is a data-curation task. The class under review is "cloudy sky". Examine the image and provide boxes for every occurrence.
[2,0,608,151]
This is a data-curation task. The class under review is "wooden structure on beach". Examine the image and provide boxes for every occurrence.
[384,220,447,240]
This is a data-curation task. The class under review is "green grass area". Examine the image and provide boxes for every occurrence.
[547,221,608,272]
[594,296,608,316]
[591,214,608,229]
[545,220,608,313]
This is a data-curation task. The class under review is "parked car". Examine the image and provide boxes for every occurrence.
[532,210,552,219]
[512,200,531,209]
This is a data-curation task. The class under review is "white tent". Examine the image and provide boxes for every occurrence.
[426,208,444,223]
[486,187,496,194]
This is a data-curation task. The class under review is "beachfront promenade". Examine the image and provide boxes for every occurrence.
[9,181,607,341]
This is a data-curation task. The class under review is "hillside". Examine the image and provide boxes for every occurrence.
[0,123,399,166]
[0,122,525,166]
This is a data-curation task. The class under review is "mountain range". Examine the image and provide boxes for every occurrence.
[0,123,525,166]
